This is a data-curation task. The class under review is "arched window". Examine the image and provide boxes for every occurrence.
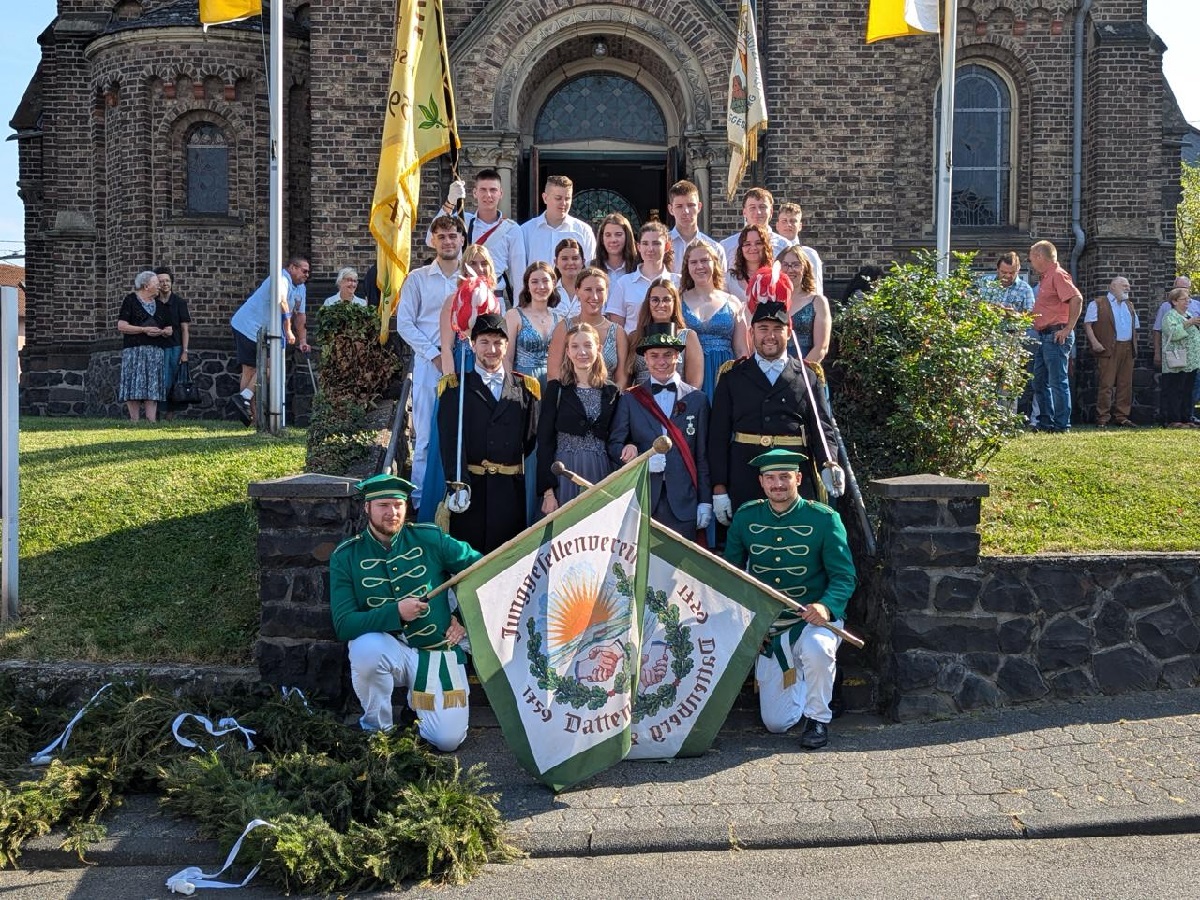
[936,64,1013,227]
[186,123,229,215]
[535,74,666,145]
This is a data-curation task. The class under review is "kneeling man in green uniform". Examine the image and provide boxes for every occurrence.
[724,450,856,749]
[329,474,481,751]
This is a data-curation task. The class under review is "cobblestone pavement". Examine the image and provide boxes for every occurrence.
[457,687,1200,854]
[19,688,1200,868]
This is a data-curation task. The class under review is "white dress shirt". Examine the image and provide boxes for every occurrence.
[520,213,597,267]
[395,261,459,362]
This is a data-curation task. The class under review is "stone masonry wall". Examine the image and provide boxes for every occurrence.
[874,475,1200,722]
[251,474,360,706]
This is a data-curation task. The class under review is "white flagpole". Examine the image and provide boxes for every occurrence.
[934,0,958,278]
[1,285,18,624]
[266,0,285,431]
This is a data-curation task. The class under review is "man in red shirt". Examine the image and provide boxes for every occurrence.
[1028,240,1083,432]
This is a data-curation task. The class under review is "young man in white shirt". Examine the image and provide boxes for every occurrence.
[775,201,824,297]
[666,179,726,277]
[395,216,464,510]
[520,174,597,266]
[719,187,790,264]
[431,169,525,306]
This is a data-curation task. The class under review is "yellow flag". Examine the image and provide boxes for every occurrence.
[726,0,767,202]
[369,0,459,344]
[198,0,261,28]
[866,0,940,43]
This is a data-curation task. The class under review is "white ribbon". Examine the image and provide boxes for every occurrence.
[279,685,311,712]
[165,818,276,894]
[171,713,256,751]
[30,682,114,766]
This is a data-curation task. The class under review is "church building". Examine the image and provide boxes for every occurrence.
[10,0,1190,418]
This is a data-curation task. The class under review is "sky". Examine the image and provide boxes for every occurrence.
[0,0,1197,262]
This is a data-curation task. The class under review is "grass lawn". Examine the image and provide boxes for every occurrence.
[1,419,1196,666]
[976,428,1200,554]
[1,418,305,665]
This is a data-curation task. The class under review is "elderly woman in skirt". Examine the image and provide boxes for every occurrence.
[116,270,172,422]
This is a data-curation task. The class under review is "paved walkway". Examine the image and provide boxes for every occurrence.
[18,688,1200,869]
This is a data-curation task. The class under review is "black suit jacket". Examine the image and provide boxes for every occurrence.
[437,370,539,552]
[708,356,836,509]
[536,380,620,494]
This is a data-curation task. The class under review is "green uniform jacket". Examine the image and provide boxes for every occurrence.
[724,497,856,624]
[329,522,481,647]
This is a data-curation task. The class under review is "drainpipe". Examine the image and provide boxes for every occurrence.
[1069,0,1094,281]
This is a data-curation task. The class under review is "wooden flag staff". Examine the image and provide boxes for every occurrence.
[419,436,674,604]
[551,461,866,650]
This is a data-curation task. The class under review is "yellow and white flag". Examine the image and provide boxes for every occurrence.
[369,0,459,343]
[198,0,261,29]
[726,0,767,202]
[866,0,940,43]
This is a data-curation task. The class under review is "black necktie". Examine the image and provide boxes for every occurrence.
[651,382,677,395]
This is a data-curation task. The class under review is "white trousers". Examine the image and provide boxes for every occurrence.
[755,620,842,733]
[409,355,440,509]
[348,632,470,752]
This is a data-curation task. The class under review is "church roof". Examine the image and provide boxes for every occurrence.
[102,0,308,40]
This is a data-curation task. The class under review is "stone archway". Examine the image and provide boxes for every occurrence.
[449,0,735,222]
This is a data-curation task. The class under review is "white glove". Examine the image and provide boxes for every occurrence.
[696,503,713,530]
[446,179,467,206]
[821,464,846,499]
[713,493,733,526]
[648,453,666,474]
[445,488,471,514]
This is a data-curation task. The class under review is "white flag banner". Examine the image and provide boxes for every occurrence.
[726,0,768,201]
[628,525,779,760]
[456,460,652,791]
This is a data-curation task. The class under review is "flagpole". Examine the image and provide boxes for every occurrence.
[266,0,285,432]
[551,463,865,649]
[420,437,672,601]
[934,0,958,278]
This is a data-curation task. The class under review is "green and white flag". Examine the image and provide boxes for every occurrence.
[628,523,780,760]
[455,460,651,792]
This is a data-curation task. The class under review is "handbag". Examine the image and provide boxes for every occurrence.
[1164,344,1188,370]
[170,360,201,404]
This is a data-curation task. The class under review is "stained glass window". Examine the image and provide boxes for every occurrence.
[936,65,1012,227]
[186,123,229,215]
[572,189,641,231]
[535,75,666,145]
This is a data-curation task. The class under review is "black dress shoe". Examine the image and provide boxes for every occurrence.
[799,718,828,750]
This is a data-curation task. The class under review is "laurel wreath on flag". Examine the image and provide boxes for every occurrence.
[617,569,696,721]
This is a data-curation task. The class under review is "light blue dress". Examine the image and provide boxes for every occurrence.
[513,307,563,524]
[683,299,738,405]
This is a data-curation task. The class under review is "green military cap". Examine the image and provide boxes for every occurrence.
[636,321,687,355]
[355,473,417,501]
[749,448,809,471]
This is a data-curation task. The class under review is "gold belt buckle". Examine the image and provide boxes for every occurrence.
[485,464,498,475]
[759,435,772,447]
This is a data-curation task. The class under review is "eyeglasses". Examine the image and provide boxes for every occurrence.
[781,261,803,271]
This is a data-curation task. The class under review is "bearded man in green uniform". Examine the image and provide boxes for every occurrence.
[329,473,481,751]
[724,449,856,750]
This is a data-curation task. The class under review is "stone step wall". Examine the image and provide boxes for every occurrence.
[249,473,1200,721]
[873,475,1200,722]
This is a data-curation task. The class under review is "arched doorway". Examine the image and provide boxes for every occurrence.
[520,71,677,229]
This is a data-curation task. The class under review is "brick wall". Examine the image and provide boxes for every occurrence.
[15,0,1186,420]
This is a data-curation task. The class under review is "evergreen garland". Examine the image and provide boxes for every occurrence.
[0,679,520,888]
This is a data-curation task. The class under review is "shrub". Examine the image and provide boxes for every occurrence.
[305,304,400,473]
[831,251,1030,483]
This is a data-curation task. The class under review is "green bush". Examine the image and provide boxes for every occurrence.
[831,251,1030,483]
[305,304,400,473]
